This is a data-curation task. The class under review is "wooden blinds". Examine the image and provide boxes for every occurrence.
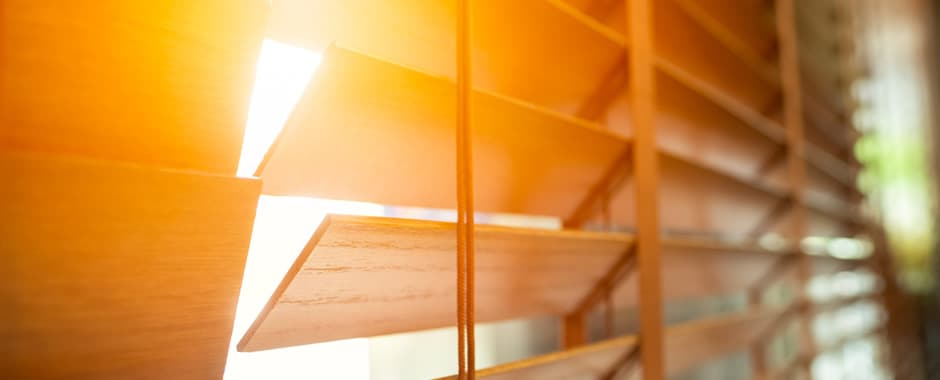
[239,0,887,379]
[1,0,900,379]
[1,1,269,378]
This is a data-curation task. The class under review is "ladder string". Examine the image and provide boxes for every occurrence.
[456,0,475,378]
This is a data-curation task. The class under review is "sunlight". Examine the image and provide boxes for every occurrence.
[226,38,374,380]
[224,196,381,380]
[237,39,323,177]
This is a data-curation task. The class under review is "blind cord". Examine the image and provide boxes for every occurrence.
[456,0,475,378]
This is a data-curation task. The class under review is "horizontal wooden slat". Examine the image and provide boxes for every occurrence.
[656,67,785,182]
[686,0,777,58]
[657,57,785,144]
[0,151,261,379]
[806,193,864,230]
[800,56,851,117]
[604,152,789,236]
[662,238,866,277]
[617,236,792,304]
[264,0,849,237]
[237,215,632,351]
[238,215,845,351]
[654,0,779,115]
[665,308,779,374]
[803,94,859,153]
[266,0,625,116]
[447,334,638,380]
[612,237,864,308]
[659,52,859,204]
[803,166,862,226]
[665,148,789,199]
[435,308,780,379]
[259,45,629,217]
[269,0,781,134]
[805,142,858,189]
[555,0,780,116]
[670,0,780,87]
[0,1,269,174]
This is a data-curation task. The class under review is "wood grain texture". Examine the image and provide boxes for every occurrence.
[238,215,632,351]
[259,45,630,217]
[434,308,780,379]
[0,1,269,174]
[237,215,830,351]
[0,151,261,379]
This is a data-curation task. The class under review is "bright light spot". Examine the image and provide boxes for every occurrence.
[828,237,872,260]
[227,37,373,379]
[757,233,787,251]
[224,196,382,380]
[833,271,863,297]
[808,276,833,302]
[801,236,828,256]
[237,39,323,177]
[812,352,842,380]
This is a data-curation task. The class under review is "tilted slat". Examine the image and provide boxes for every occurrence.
[654,0,779,115]
[259,45,630,217]
[237,216,838,351]
[262,1,853,238]
[606,151,797,237]
[806,193,865,232]
[435,308,781,379]
[614,238,793,306]
[268,0,778,133]
[238,215,632,351]
[0,151,261,379]
[806,162,861,216]
[656,62,786,181]
[611,237,865,308]
[659,50,860,202]
[686,0,777,59]
[540,0,780,116]
[670,0,780,87]
[657,57,785,144]
[665,308,780,374]
[800,61,852,121]
[805,142,858,190]
[266,0,624,115]
[803,94,858,154]
[0,1,269,175]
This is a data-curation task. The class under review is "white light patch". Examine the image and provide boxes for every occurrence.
[224,196,383,380]
[237,39,322,177]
